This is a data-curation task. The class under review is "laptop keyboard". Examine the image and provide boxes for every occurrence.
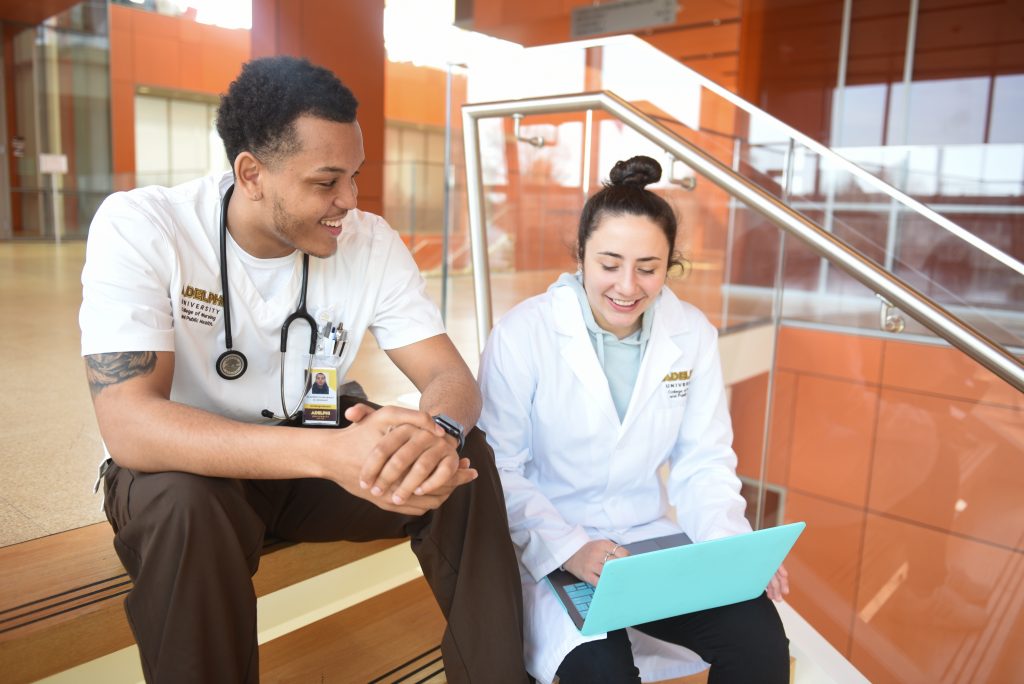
[565,581,595,618]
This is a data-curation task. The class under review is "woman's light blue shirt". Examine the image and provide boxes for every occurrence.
[557,272,654,421]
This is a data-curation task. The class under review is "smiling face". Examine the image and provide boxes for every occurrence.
[237,115,365,258]
[581,213,671,339]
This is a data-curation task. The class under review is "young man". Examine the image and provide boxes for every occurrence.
[80,56,527,683]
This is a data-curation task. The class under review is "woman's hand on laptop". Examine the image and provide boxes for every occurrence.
[766,563,790,601]
[564,539,630,586]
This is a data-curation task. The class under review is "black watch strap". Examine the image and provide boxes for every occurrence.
[432,413,465,451]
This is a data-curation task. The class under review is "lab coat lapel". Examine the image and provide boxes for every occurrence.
[551,287,621,426]
[621,291,687,434]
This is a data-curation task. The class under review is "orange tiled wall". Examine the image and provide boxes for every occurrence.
[109,4,250,189]
[730,326,1024,684]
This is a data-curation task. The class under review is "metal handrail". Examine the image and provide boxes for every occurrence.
[462,90,1024,393]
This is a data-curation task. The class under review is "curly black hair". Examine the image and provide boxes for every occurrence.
[216,56,358,167]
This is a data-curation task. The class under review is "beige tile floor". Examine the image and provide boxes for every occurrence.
[0,242,107,546]
[0,241,576,547]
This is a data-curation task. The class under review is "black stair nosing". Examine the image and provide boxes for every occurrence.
[0,573,131,621]
[368,646,443,683]
[0,587,132,637]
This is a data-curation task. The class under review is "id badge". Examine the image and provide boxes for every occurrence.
[302,364,339,426]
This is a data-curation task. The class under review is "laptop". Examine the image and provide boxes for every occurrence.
[546,522,805,636]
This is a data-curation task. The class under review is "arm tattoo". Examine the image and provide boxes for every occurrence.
[85,352,157,398]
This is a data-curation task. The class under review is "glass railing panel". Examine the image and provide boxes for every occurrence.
[464,109,782,334]
[756,315,1024,683]
[383,159,448,274]
[734,145,1024,348]
[464,35,1024,349]
[747,140,1023,349]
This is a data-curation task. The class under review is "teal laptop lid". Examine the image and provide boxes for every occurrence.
[547,522,805,636]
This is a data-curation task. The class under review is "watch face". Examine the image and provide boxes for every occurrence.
[433,414,464,447]
[435,414,463,433]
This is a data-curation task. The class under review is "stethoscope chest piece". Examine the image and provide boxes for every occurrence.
[216,349,248,380]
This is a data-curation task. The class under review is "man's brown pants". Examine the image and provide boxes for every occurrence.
[102,426,528,683]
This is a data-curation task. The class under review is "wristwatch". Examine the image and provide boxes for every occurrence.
[432,413,465,451]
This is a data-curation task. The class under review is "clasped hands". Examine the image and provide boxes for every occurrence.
[340,403,476,515]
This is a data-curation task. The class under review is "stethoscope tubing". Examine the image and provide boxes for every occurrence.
[217,185,318,421]
[220,185,237,352]
[279,253,317,355]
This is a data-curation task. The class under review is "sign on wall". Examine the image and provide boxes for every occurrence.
[571,0,679,39]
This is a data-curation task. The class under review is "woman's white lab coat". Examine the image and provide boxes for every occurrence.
[478,282,752,684]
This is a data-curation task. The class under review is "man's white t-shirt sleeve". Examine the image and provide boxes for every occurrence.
[80,194,178,356]
[367,221,445,350]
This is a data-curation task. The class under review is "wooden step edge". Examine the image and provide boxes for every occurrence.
[28,540,421,684]
[0,534,405,683]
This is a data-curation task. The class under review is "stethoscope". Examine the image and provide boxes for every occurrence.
[215,184,318,420]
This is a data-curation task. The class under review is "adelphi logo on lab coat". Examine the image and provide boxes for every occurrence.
[662,369,692,401]
[180,284,223,328]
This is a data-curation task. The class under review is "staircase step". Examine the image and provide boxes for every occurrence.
[260,576,445,683]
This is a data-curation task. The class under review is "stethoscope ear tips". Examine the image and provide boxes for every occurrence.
[216,349,248,380]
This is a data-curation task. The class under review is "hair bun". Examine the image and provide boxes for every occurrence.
[608,155,661,188]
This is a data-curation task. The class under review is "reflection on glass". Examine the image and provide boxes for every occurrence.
[889,78,990,146]
[748,322,1024,681]
[832,83,888,147]
[134,94,229,188]
[9,0,111,239]
[990,74,1024,143]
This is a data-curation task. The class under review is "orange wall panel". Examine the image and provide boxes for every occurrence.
[730,325,1024,675]
[870,388,1024,551]
[784,491,864,656]
[881,339,1023,408]
[109,4,251,186]
[197,28,250,92]
[852,514,1012,684]
[730,369,796,489]
[776,326,884,384]
[110,81,135,190]
[385,62,449,128]
[788,374,878,508]
[132,33,180,87]
[643,22,740,62]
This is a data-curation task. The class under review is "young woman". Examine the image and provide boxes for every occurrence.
[478,156,791,683]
